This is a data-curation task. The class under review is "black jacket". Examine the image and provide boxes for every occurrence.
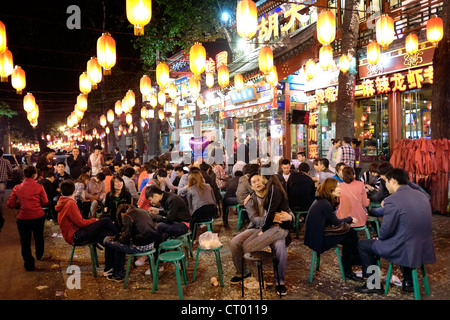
[224,176,240,198]
[286,172,316,212]
[153,192,191,224]
[261,185,291,232]
[67,155,86,180]
[104,191,132,224]
[37,178,58,203]
[119,208,158,246]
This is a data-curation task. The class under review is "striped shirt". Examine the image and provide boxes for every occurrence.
[337,144,355,167]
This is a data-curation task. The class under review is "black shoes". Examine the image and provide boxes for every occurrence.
[355,283,384,294]
[230,272,251,284]
[276,284,287,296]
[345,273,365,282]
[402,280,415,293]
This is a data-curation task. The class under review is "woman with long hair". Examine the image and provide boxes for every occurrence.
[74,173,91,219]
[304,178,362,281]
[103,175,132,226]
[186,170,216,230]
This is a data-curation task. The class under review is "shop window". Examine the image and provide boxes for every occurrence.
[317,102,337,159]
[357,95,389,162]
[390,0,401,10]
[401,86,432,139]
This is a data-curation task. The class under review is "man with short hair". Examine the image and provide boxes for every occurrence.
[67,147,86,179]
[336,137,356,167]
[355,168,436,294]
[89,146,104,176]
[313,158,335,186]
[297,152,316,178]
[277,159,293,191]
[114,147,121,162]
[54,162,71,191]
[0,148,13,202]
[122,166,139,204]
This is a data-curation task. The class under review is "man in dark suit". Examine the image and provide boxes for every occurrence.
[356,168,436,294]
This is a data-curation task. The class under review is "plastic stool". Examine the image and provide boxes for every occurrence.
[153,251,188,300]
[353,225,371,239]
[236,205,247,232]
[367,216,380,236]
[308,247,346,283]
[192,219,214,240]
[124,248,156,289]
[193,245,224,287]
[158,239,183,255]
[68,243,99,277]
[293,211,308,238]
[175,231,193,266]
[385,262,430,300]
[241,251,281,300]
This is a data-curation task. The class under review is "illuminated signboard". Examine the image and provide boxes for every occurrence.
[229,86,258,104]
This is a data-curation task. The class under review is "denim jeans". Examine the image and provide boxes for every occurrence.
[156,221,189,238]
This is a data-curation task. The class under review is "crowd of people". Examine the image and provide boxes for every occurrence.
[0,136,437,298]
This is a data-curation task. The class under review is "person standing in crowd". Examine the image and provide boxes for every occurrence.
[351,138,362,179]
[56,180,117,276]
[229,172,293,296]
[67,147,86,180]
[185,170,217,231]
[222,171,243,228]
[36,148,55,177]
[103,175,132,226]
[7,166,49,271]
[114,147,121,162]
[326,138,341,172]
[0,148,13,203]
[304,178,362,281]
[297,152,316,178]
[336,166,370,228]
[89,146,104,176]
[286,162,316,213]
[355,168,436,294]
[37,172,58,221]
[126,145,135,164]
[336,137,356,168]
[145,185,191,238]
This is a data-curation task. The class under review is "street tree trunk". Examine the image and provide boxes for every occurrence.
[335,0,361,140]
[431,0,450,139]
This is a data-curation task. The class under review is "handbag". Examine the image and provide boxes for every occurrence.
[324,222,350,236]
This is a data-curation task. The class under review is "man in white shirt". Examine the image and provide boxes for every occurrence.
[89,146,104,176]
[122,166,139,204]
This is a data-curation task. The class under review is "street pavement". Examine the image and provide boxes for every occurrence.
[1,188,449,309]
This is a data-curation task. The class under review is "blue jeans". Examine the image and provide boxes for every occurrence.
[156,221,189,238]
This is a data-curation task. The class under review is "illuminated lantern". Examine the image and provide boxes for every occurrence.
[168,83,177,99]
[67,117,73,128]
[30,119,38,128]
[126,113,132,125]
[196,96,203,108]
[0,21,6,54]
[107,109,115,123]
[140,74,151,96]
[126,0,152,36]
[115,100,123,115]
[181,83,188,98]
[190,42,206,75]
[205,72,214,88]
[126,90,135,108]
[121,98,131,114]
[79,72,92,95]
[11,65,26,94]
[184,105,189,115]
[266,67,278,86]
[170,103,177,115]
[118,124,123,132]
[100,115,107,127]
[93,128,97,136]
[376,15,395,50]
[117,130,122,137]
[87,57,102,89]
[23,92,35,113]
[158,109,164,120]
[77,94,88,112]
[319,45,333,70]
[217,65,229,87]
[105,127,110,134]
[317,10,336,46]
[156,61,169,87]
[234,73,244,90]
[427,15,443,46]
[236,0,257,40]
[97,32,116,75]
[149,93,157,107]
[28,105,39,121]
[304,59,316,81]
[141,107,147,119]
[259,46,273,74]
[367,41,380,65]
[189,76,200,96]
[405,34,419,55]
[0,48,13,82]
[339,54,350,74]
[74,108,84,120]
[134,126,138,133]
[158,90,166,105]
[129,123,134,131]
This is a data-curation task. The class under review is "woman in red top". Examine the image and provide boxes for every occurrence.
[8,166,49,271]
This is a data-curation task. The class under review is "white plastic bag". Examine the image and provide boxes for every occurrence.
[198,231,222,249]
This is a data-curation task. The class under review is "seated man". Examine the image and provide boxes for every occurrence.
[37,172,59,221]
[103,205,164,282]
[286,163,316,212]
[313,158,335,186]
[145,185,191,238]
[56,180,117,275]
[222,170,243,228]
[355,168,436,294]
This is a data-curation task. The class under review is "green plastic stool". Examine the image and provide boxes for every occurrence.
[384,262,430,300]
[192,219,214,240]
[236,205,247,232]
[308,247,346,283]
[153,251,188,300]
[293,211,308,238]
[175,231,193,266]
[193,245,224,287]
[158,239,183,255]
[68,243,99,277]
[367,216,381,236]
[124,248,156,289]
[353,225,371,239]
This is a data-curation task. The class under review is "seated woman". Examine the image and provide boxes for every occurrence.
[336,166,370,228]
[185,170,217,230]
[103,175,132,227]
[304,178,362,281]
[74,174,91,219]
[229,171,293,296]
